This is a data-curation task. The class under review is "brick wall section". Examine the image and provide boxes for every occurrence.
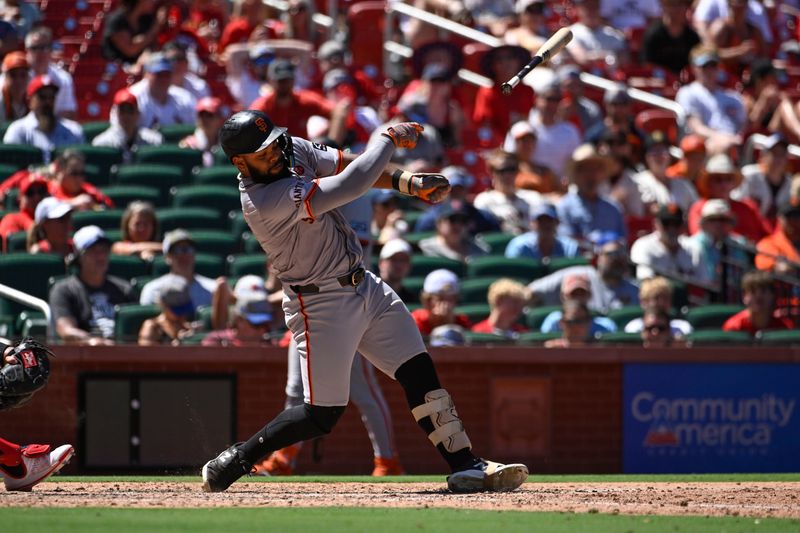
[2,346,798,475]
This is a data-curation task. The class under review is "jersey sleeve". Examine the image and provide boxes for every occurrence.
[293,137,342,178]
[247,176,322,225]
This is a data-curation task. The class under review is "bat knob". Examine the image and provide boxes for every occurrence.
[500,83,512,95]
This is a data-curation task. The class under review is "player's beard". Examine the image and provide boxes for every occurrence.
[249,158,289,184]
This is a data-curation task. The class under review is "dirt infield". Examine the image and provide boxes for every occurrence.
[1,481,799,518]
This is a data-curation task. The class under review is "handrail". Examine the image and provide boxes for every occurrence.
[745,132,800,162]
[579,72,687,126]
[0,283,54,342]
[387,3,503,47]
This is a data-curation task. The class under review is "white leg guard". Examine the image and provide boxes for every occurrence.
[410,388,472,453]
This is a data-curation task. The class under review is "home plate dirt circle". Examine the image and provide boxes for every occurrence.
[2,482,799,518]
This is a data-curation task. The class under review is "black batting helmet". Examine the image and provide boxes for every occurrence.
[219,110,290,160]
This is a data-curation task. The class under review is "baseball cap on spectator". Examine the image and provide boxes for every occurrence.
[318,40,347,61]
[234,274,268,300]
[234,296,273,325]
[691,46,720,67]
[268,59,295,81]
[73,225,111,255]
[566,144,613,179]
[113,88,138,108]
[702,154,742,193]
[603,85,630,105]
[379,238,412,260]
[680,134,706,155]
[157,274,194,316]
[421,62,450,82]
[700,199,736,223]
[2,51,27,73]
[163,229,195,255]
[556,64,581,83]
[509,121,537,141]
[645,130,670,151]
[429,324,467,347]
[322,68,353,92]
[562,274,591,296]
[27,74,58,99]
[196,96,223,115]
[423,269,460,295]
[19,176,49,198]
[249,43,275,67]
[440,165,474,189]
[761,133,789,151]
[34,197,71,223]
[436,199,470,222]
[530,202,558,221]
[656,203,684,224]
[144,52,172,74]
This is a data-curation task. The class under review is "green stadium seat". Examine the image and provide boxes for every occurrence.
[517,331,561,345]
[158,124,195,144]
[193,166,238,186]
[130,276,155,298]
[100,185,164,208]
[455,304,490,323]
[467,256,546,283]
[759,329,800,345]
[156,207,226,232]
[0,163,18,181]
[524,304,561,330]
[401,277,424,303]
[404,231,436,246]
[6,231,28,253]
[107,254,151,280]
[458,276,528,304]
[0,254,66,335]
[71,209,125,231]
[476,232,515,255]
[171,185,241,217]
[596,331,642,344]
[688,329,753,346]
[114,304,160,343]
[136,145,204,176]
[229,211,248,237]
[464,332,515,345]
[543,256,590,274]
[606,306,643,329]
[409,256,466,278]
[189,229,241,257]
[81,121,110,142]
[241,232,263,254]
[152,253,225,278]
[56,145,122,185]
[115,164,187,197]
[685,304,744,329]
[403,211,423,229]
[0,144,43,170]
[227,254,267,278]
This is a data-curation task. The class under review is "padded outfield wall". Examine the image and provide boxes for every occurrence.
[2,346,798,474]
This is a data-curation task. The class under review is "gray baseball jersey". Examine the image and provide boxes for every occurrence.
[240,135,425,406]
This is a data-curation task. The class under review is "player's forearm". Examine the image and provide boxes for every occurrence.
[312,137,395,213]
[340,152,402,189]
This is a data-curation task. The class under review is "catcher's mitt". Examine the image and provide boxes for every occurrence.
[0,338,53,411]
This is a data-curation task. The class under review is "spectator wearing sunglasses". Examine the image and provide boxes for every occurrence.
[640,309,681,348]
[630,204,698,281]
[624,277,692,337]
[544,300,595,348]
[47,149,114,211]
[203,275,274,347]
[139,274,200,346]
[0,175,49,251]
[139,229,218,310]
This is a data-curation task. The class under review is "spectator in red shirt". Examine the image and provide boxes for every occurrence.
[47,149,114,211]
[688,154,771,243]
[473,45,534,140]
[723,270,793,335]
[411,269,472,336]
[218,0,267,52]
[250,59,340,139]
[0,175,48,251]
[471,279,530,338]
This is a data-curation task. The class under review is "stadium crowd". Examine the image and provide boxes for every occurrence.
[0,0,799,348]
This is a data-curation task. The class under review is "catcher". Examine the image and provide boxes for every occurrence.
[0,338,74,491]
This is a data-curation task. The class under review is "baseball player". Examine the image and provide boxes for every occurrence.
[258,194,404,477]
[201,110,529,493]
[0,338,74,491]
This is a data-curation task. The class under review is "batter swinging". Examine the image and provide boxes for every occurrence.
[201,110,528,493]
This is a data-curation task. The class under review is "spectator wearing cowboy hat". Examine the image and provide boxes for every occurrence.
[2,74,84,162]
[687,154,771,243]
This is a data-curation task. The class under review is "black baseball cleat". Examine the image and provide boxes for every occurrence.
[201,443,253,493]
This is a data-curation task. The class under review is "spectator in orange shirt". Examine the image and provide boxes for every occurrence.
[687,154,771,243]
[666,134,706,185]
[411,269,472,336]
[250,59,342,139]
[0,175,48,251]
[47,149,114,211]
[504,121,562,195]
[471,279,530,338]
[755,200,800,275]
[723,270,793,335]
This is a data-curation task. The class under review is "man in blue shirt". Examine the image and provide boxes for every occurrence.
[557,144,626,244]
[505,202,580,260]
